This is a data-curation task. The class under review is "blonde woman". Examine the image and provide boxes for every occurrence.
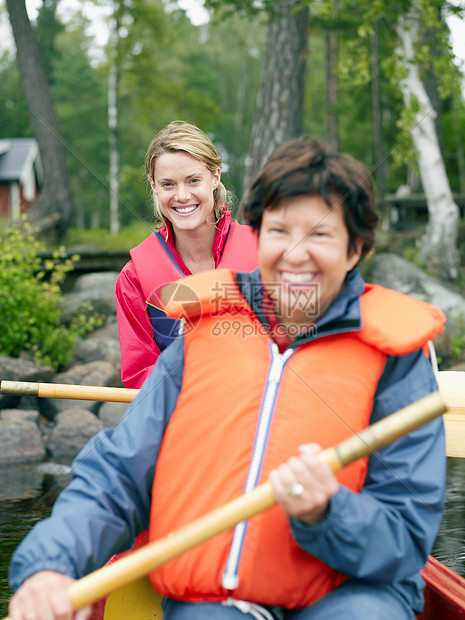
[116,121,258,388]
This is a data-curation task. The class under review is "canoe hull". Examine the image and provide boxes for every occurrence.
[103,577,162,620]
[418,556,465,619]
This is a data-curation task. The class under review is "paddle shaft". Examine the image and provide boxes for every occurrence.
[2,372,461,411]
[2,389,438,614]
[0,380,138,403]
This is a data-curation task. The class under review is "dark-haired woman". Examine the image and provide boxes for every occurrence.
[9,137,446,620]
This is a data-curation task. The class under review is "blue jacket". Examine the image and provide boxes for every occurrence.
[9,268,446,612]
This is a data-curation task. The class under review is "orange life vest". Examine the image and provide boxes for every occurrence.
[148,269,445,609]
[130,223,258,351]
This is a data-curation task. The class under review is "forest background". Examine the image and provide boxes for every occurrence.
[1,0,465,280]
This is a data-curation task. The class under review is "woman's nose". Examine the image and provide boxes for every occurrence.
[285,238,310,264]
[175,184,190,202]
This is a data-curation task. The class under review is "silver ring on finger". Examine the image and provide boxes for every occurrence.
[285,481,304,498]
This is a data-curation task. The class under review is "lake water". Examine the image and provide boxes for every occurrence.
[0,462,72,617]
[1,458,465,616]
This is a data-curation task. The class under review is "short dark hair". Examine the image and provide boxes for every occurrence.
[241,136,378,257]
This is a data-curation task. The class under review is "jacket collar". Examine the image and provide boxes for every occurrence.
[236,267,364,348]
[158,207,232,271]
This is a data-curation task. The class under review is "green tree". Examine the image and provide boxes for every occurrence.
[5,0,74,239]
[0,50,31,138]
[167,10,265,205]
[1,6,110,230]
[52,19,109,229]
[207,0,308,194]
[35,0,64,84]
[110,1,264,223]
[331,0,464,278]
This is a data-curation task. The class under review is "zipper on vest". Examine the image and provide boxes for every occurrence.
[222,342,294,591]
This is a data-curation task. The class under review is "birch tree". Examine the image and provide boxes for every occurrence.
[396,3,460,280]
[108,12,120,235]
[370,25,387,205]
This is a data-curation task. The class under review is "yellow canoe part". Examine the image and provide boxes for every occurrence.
[103,576,163,620]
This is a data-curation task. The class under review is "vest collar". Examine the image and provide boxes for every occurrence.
[236,267,364,348]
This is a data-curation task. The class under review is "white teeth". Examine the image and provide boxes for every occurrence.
[174,205,197,214]
[282,272,315,284]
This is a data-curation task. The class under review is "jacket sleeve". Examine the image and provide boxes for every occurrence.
[290,348,446,583]
[115,261,161,388]
[8,338,186,591]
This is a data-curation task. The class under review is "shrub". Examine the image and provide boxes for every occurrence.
[0,219,102,369]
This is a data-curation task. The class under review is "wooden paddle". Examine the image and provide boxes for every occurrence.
[0,380,138,403]
[3,390,446,618]
[1,371,462,409]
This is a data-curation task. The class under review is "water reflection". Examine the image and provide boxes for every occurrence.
[1,458,464,615]
[432,458,465,577]
[0,462,71,616]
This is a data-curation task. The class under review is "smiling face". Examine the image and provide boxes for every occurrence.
[258,194,362,336]
[151,151,221,236]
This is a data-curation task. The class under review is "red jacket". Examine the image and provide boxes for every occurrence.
[115,211,258,388]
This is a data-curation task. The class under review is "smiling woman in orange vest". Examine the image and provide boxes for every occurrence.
[9,137,446,620]
[115,121,258,388]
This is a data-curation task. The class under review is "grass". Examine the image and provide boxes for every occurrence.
[0,216,157,252]
[61,219,155,251]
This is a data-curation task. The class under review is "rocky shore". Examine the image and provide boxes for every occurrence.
[0,272,126,466]
[1,256,465,467]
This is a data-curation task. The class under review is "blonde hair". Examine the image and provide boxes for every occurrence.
[145,121,234,227]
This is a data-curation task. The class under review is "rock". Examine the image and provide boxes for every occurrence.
[61,272,119,323]
[367,253,465,316]
[99,401,128,427]
[0,355,55,383]
[1,409,40,424]
[15,394,57,422]
[448,361,465,372]
[38,462,73,493]
[0,411,46,464]
[73,318,121,369]
[48,408,105,461]
[74,337,121,368]
[47,360,120,415]
[366,253,465,363]
[37,462,72,476]
[73,272,119,296]
[0,462,45,500]
[92,317,119,340]
[0,272,125,464]
[55,360,119,391]
[0,355,55,409]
